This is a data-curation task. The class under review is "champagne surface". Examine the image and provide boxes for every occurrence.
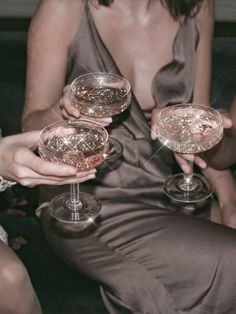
[39,128,108,171]
[73,86,131,118]
[157,107,223,153]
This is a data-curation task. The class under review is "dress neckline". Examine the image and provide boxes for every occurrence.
[86,5,188,91]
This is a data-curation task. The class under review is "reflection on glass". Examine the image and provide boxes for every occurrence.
[156,103,223,203]
[38,119,109,223]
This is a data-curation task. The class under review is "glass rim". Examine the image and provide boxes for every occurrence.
[38,118,109,150]
[158,102,223,126]
[70,72,131,98]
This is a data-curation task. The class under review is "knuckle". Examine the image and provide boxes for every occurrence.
[14,168,25,180]
[12,148,24,163]
[19,178,31,186]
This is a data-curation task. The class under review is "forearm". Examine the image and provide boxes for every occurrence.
[201,127,236,169]
[21,0,83,132]
[203,167,236,207]
[22,101,62,132]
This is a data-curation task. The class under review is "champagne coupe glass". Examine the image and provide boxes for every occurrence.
[71,72,131,162]
[38,119,109,223]
[156,103,223,203]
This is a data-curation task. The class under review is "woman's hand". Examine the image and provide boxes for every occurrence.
[151,107,233,173]
[217,108,232,129]
[60,85,80,120]
[150,107,206,173]
[0,131,96,187]
[199,108,234,169]
[60,84,112,127]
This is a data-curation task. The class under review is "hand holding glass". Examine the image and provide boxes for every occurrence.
[71,72,131,161]
[156,103,223,203]
[38,119,109,223]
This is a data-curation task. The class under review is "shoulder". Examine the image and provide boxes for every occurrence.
[29,0,86,46]
[195,0,214,32]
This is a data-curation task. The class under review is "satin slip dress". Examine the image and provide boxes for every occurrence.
[40,6,236,314]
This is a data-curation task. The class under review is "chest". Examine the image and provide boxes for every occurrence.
[90,6,181,110]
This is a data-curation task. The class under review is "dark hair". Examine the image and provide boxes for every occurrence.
[97,0,205,18]
[97,0,112,5]
[160,0,204,18]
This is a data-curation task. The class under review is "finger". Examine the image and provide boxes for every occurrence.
[95,117,112,127]
[24,150,98,178]
[76,169,97,177]
[22,150,78,177]
[177,154,194,162]
[96,117,113,124]
[175,154,191,173]
[16,166,96,185]
[21,174,96,186]
[217,108,232,129]
[15,131,41,147]
[193,155,207,169]
[222,116,232,129]
[80,116,112,127]
[61,108,73,120]
[175,153,207,173]
[63,84,71,94]
[37,173,96,185]
[63,95,80,118]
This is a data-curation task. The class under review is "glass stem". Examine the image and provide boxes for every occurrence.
[181,159,197,192]
[67,183,83,212]
[184,160,193,183]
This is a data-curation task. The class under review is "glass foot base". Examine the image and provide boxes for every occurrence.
[164,173,213,203]
[49,192,101,224]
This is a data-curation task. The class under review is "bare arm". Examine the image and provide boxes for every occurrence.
[22,0,85,131]
[193,1,236,169]
[173,0,214,171]
[193,0,214,105]
[192,1,236,228]
[202,97,236,169]
[0,132,96,187]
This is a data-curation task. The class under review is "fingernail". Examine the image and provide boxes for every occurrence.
[199,162,206,169]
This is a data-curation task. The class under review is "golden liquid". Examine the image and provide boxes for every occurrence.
[157,108,223,153]
[73,86,131,118]
[39,128,108,171]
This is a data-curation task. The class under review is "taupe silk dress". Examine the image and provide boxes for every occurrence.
[40,7,236,314]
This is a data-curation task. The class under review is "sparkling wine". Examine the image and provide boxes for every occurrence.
[157,107,223,154]
[39,127,108,171]
[72,86,131,118]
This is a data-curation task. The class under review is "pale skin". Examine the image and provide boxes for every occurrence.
[22,0,236,227]
[22,0,213,129]
[0,240,42,314]
[202,97,236,228]
[0,131,96,313]
[201,96,236,170]
[0,131,96,186]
